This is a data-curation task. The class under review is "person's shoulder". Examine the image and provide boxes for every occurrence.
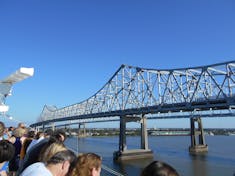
[23,162,44,170]
[21,162,52,176]
[27,138,48,153]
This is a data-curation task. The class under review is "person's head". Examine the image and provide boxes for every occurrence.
[44,129,54,138]
[46,150,76,176]
[53,129,67,142]
[27,130,35,138]
[18,122,26,128]
[35,131,44,139]
[8,126,14,131]
[38,139,67,163]
[0,121,5,137]
[0,140,15,163]
[141,161,179,176]
[71,153,102,176]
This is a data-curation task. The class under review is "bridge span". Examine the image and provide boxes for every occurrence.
[30,61,235,160]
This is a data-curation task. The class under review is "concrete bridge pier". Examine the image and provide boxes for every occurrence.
[189,117,208,154]
[118,114,127,152]
[35,126,40,133]
[64,124,70,136]
[42,124,45,131]
[141,117,148,150]
[113,114,153,161]
[51,122,55,131]
[78,123,86,137]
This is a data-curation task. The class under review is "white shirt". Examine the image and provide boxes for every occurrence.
[20,162,52,176]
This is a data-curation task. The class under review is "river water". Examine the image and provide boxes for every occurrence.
[65,135,235,176]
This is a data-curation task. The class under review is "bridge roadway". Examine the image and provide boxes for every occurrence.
[30,61,235,160]
[31,96,235,126]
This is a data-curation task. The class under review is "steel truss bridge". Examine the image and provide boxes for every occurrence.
[31,61,235,127]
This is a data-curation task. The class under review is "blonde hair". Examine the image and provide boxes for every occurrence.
[38,140,67,163]
[71,153,102,176]
[13,127,27,138]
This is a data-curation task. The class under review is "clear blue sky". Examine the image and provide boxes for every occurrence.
[0,1,235,128]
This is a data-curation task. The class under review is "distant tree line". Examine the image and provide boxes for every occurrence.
[62,127,235,136]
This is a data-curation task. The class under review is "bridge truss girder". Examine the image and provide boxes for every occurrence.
[33,61,235,127]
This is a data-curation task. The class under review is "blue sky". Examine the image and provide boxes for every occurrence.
[0,1,235,128]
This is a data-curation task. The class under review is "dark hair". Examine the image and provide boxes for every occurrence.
[0,140,15,162]
[35,131,43,139]
[27,130,35,138]
[46,150,76,165]
[52,129,67,142]
[44,129,54,136]
[8,126,14,131]
[141,161,179,176]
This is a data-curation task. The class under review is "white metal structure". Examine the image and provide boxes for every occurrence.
[0,67,34,113]
[32,61,235,127]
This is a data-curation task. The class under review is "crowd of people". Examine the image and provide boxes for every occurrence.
[0,121,102,176]
[0,121,179,176]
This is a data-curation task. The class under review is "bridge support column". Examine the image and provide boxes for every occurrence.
[189,117,208,154]
[78,123,86,137]
[51,123,55,131]
[119,115,127,152]
[113,115,153,162]
[42,124,45,131]
[35,126,40,133]
[64,124,69,137]
[141,115,148,150]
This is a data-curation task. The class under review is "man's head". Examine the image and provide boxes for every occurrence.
[46,150,76,176]
[18,122,26,128]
